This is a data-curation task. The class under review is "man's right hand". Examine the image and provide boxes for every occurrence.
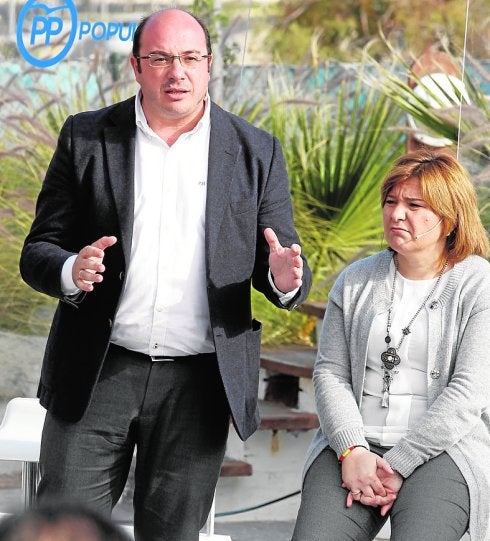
[72,236,117,292]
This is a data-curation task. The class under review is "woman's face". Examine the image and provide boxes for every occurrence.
[383,176,446,258]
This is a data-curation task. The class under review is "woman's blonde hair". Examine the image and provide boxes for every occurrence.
[381,149,489,266]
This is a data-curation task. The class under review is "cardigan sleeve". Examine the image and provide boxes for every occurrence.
[313,272,370,457]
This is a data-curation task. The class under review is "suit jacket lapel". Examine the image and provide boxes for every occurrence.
[101,99,237,269]
[206,103,239,264]
[104,97,136,268]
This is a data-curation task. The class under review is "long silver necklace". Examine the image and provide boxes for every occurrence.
[380,255,448,408]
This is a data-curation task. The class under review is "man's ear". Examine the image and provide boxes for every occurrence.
[130,55,142,74]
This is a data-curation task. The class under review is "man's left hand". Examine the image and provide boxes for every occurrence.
[264,227,303,293]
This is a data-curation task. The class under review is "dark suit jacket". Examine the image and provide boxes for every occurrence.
[20,97,312,440]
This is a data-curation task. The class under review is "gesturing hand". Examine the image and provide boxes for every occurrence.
[72,236,117,292]
[264,227,303,294]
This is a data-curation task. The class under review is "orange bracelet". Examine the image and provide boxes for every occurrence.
[339,446,357,462]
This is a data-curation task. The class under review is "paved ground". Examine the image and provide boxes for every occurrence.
[214,521,295,540]
[0,464,295,541]
[113,490,295,540]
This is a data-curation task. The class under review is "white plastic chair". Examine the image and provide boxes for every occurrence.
[0,397,46,508]
[200,492,232,540]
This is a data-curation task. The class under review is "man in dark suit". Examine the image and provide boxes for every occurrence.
[20,8,311,541]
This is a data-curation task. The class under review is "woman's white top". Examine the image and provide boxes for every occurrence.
[361,260,451,446]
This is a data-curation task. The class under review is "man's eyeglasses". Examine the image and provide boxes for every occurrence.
[136,53,211,69]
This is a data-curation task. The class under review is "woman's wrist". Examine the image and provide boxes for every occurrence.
[339,446,361,462]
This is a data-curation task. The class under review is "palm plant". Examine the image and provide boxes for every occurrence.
[366,46,490,226]
[237,62,407,344]
[0,151,56,335]
[0,71,66,335]
[0,64,136,335]
[253,65,405,291]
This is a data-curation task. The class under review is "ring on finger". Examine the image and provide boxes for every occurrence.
[350,490,361,496]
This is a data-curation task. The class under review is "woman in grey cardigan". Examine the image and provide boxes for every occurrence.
[293,149,490,541]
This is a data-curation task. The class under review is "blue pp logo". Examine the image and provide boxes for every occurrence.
[17,0,137,68]
[17,0,78,68]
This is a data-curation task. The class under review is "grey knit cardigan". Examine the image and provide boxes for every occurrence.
[304,250,490,540]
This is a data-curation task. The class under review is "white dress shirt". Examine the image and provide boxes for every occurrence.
[110,90,213,357]
[61,91,297,358]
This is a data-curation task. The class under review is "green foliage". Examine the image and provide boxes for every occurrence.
[0,70,69,334]
[0,148,55,334]
[192,0,240,67]
[478,187,490,233]
[244,63,405,295]
[367,49,489,147]
[265,0,369,63]
[239,60,406,344]
[261,0,483,65]
[0,65,136,335]
[244,46,490,345]
[366,46,490,232]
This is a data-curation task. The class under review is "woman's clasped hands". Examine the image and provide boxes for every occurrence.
[341,447,403,516]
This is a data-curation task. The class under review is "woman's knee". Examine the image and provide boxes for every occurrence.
[389,453,469,541]
[292,448,385,541]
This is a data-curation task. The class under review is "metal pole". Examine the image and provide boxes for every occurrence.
[8,0,16,39]
[210,0,224,105]
[21,462,39,509]
[204,492,217,536]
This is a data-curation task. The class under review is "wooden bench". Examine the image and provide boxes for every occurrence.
[220,456,252,477]
[260,345,316,379]
[259,345,319,431]
[259,400,319,431]
[298,300,327,319]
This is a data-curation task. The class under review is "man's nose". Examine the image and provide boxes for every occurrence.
[166,56,186,75]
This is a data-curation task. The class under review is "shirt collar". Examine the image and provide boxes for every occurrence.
[134,88,211,140]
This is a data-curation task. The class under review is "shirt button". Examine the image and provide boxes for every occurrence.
[119,271,125,281]
[430,369,441,379]
[152,343,159,350]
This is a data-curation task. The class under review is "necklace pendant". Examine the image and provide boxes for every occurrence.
[381,347,400,371]
[382,390,390,408]
[381,372,392,408]
[380,256,448,410]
